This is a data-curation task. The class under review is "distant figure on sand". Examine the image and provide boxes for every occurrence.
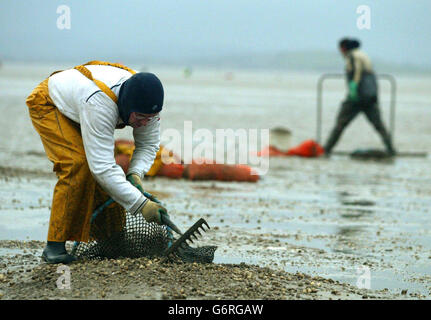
[323,38,396,156]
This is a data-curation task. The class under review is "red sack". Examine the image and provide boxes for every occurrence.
[286,140,325,158]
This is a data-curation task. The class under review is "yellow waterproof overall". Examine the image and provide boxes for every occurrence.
[26,61,136,242]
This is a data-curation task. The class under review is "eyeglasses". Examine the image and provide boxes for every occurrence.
[134,113,159,120]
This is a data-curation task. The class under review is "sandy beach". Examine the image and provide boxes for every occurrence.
[0,63,430,300]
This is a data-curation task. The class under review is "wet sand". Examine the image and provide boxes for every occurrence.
[0,63,430,299]
[0,240,402,300]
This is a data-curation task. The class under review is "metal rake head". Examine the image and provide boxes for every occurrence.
[163,218,210,260]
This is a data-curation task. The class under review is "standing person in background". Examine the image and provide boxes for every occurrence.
[324,38,396,156]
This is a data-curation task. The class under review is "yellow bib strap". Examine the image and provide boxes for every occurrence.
[49,70,63,77]
[83,60,136,75]
[73,61,136,104]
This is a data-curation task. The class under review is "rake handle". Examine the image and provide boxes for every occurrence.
[160,212,182,235]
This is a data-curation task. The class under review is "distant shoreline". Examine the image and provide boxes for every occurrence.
[1,50,430,76]
[0,60,430,78]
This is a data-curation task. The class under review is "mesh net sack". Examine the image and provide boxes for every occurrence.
[71,206,217,263]
[175,242,218,263]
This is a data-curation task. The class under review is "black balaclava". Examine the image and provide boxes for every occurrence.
[117,72,164,124]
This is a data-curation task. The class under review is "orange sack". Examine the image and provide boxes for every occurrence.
[255,145,288,157]
[114,140,181,177]
[286,140,325,158]
[114,140,259,182]
[115,153,131,174]
[184,162,259,182]
[114,139,135,157]
[157,163,185,179]
[114,139,135,174]
[256,140,325,158]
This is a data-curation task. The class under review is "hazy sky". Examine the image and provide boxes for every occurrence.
[1,0,430,66]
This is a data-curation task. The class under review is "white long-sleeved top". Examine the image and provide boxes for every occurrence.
[48,64,160,214]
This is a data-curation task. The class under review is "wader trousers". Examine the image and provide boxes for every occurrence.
[324,99,395,154]
[26,78,124,242]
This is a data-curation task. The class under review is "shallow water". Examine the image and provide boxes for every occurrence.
[0,63,430,297]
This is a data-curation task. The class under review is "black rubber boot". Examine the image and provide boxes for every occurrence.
[42,241,76,264]
[380,132,397,156]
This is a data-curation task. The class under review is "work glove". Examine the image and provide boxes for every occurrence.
[127,173,166,224]
[127,173,144,193]
[127,173,161,203]
[140,199,168,225]
[348,81,359,102]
